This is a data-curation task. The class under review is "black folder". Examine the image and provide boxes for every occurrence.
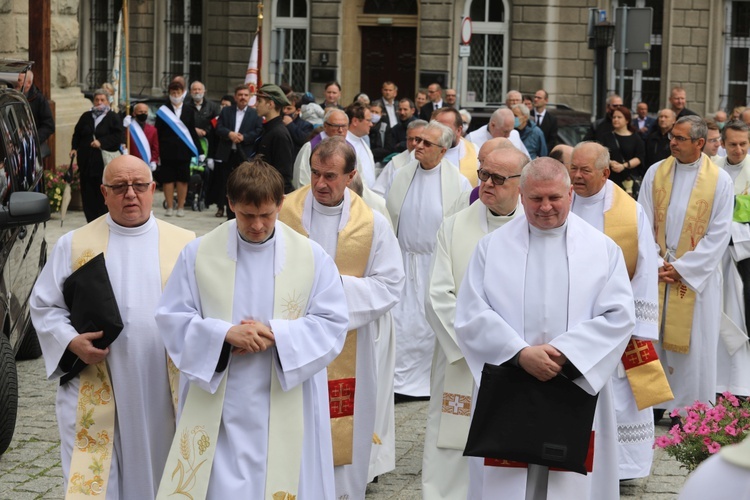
[464,363,598,475]
[59,252,123,384]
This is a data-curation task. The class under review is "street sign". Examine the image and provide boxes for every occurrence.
[614,7,652,70]
[459,45,471,58]
[461,17,472,45]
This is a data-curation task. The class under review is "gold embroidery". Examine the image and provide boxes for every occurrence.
[73,249,96,272]
[169,426,211,499]
[272,493,297,500]
[280,291,305,320]
[441,392,472,417]
[372,433,382,445]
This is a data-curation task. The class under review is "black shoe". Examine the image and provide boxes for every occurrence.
[653,408,665,424]
[670,415,683,430]
[394,393,430,404]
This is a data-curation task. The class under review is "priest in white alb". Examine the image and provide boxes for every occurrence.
[713,120,750,397]
[293,109,349,188]
[569,141,667,480]
[155,159,349,499]
[466,108,531,158]
[433,107,479,186]
[30,155,195,499]
[387,121,472,398]
[638,115,733,416]
[279,137,404,499]
[423,147,528,499]
[455,157,635,499]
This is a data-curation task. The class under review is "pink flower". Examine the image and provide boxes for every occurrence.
[654,435,672,449]
[706,441,721,454]
[697,424,710,436]
[670,408,682,418]
[682,422,697,434]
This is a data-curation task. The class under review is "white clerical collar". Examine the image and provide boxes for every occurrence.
[529,219,568,238]
[237,229,275,249]
[675,156,703,169]
[105,213,156,236]
[419,162,442,173]
[574,183,607,207]
[726,155,750,168]
[312,196,344,216]
[346,130,364,144]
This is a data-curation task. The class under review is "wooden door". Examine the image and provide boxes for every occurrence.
[360,27,417,101]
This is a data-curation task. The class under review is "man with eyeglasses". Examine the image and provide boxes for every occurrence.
[531,89,558,150]
[703,120,724,160]
[584,93,624,145]
[345,101,377,187]
[639,115,734,425]
[569,141,664,482]
[433,107,479,186]
[423,147,528,499]
[279,137,404,500]
[444,89,457,108]
[386,121,471,401]
[455,157,635,500]
[372,119,427,197]
[713,120,750,402]
[293,108,350,188]
[31,154,195,498]
[419,83,445,121]
[466,108,531,159]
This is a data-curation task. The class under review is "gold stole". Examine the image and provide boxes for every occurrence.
[459,138,479,186]
[66,216,193,499]
[603,184,674,410]
[279,186,374,466]
[158,221,313,500]
[653,155,719,353]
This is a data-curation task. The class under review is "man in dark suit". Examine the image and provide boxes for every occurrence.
[418,83,444,121]
[70,89,124,222]
[211,84,263,217]
[632,101,656,141]
[531,89,558,150]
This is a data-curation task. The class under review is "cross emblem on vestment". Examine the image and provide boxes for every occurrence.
[625,341,651,366]
[330,381,354,417]
[448,396,465,414]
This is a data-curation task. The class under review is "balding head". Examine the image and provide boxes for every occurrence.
[741,109,750,127]
[101,155,155,228]
[478,137,516,166]
[489,108,515,139]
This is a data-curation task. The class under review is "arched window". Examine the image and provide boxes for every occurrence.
[463,0,510,104]
[271,0,309,91]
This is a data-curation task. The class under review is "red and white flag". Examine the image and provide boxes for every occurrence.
[245,33,260,106]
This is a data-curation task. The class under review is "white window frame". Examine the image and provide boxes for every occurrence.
[721,0,750,111]
[270,0,310,91]
[460,0,510,106]
[165,0,203,86]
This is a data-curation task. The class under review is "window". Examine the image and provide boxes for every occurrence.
[722,1,750,110]
[271,0,309,91]
[610,0,663,111]
[165,0,203,86]
[463,0,509,104]
[88,0,123,91]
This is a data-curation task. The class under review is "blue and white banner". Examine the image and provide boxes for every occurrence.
[156,105,199,157]
[129,120,151,164]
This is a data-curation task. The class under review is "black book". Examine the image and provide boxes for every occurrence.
[464,363,598,475]
[59,252,123,384]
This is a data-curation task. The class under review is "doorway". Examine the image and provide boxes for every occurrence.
[359,27,417,101]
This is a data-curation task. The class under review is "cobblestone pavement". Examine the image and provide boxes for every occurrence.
[0,200,690,499]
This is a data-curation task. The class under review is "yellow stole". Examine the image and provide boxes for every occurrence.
[459,138,479,186]
[158,221,313,500]
[279,186,374,466]
[66,215,193,499]
[652,155,719,353]
[602,184,674,410]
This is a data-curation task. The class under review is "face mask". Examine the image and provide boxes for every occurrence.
[717,121,725,130]
[514,117,520,128]
[170,95,184,105]
[371,113,381,125]
[92,104,110,117]
[135,113,148,124]
[192,93,204,102]
[108,95,114,104]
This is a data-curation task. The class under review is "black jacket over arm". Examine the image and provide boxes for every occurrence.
[71,111,123,179]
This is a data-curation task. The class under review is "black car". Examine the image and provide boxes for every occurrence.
[463,103,592,147]
[0,61,52,455]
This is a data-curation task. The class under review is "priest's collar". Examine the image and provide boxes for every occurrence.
[674,155,703,169]
[312,196,345,215]
[419,161,442,172]
[237,228,276,247]
[106,213,155,236]
[488,206,516,218]
[529,219,568,238]
[726,155,750,167]
[573,183,606,206]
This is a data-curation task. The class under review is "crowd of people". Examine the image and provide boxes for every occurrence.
[24,69,750,499]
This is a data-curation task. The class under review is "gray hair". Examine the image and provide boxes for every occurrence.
[511,103,530,119]
[424,121,454,150]
[349,171,364,197]
[676,115,707,141]
[407,119,428,131]
[324,108,349,125]
[520,157,570,191]
[93,88,109,100]
[459,109,472,126]
[572,141,610,171]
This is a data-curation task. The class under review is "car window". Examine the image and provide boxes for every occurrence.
[0,136,8,204]
[0,102,42,193]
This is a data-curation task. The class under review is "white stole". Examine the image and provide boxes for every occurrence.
[386,159,465,232]
[129,121,151,164]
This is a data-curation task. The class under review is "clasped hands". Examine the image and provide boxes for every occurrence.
[518,344,567,382]
[658,262,682,284]
[225,319,275,355]
[228,131,244,144]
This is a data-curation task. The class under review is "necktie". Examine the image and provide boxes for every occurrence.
[537,115,542,125]
[434,103,439,110]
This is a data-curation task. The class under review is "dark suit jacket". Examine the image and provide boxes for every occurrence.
[71,111,123,179]
[369,121,396,163]
[632,116,656,141]
[419,101,444,121]
[531,109,558,149]
[215,105,263,162]
[155,103,202,163]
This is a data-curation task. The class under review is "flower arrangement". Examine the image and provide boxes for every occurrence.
[654,392,750,472]
[44,164,79,213]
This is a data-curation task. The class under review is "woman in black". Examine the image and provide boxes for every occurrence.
[70,89,124,222]
[604,106,645,195]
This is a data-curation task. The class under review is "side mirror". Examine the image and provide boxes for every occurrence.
[0,191,51,227]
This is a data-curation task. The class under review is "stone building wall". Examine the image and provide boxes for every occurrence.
[128,0,157,95]
[419,0,453,76]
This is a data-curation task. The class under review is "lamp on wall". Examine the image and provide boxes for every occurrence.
[320,52,329,66]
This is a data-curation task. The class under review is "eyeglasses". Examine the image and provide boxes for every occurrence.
[103,182,152,195]
[477,169,521,186]
[667,132,695,143]
[414,137,441,149]
[707,137,721,143]
[324,122,347,130]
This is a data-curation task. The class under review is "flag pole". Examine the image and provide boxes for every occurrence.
[257,3,263,87]
[123,0,131,151]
